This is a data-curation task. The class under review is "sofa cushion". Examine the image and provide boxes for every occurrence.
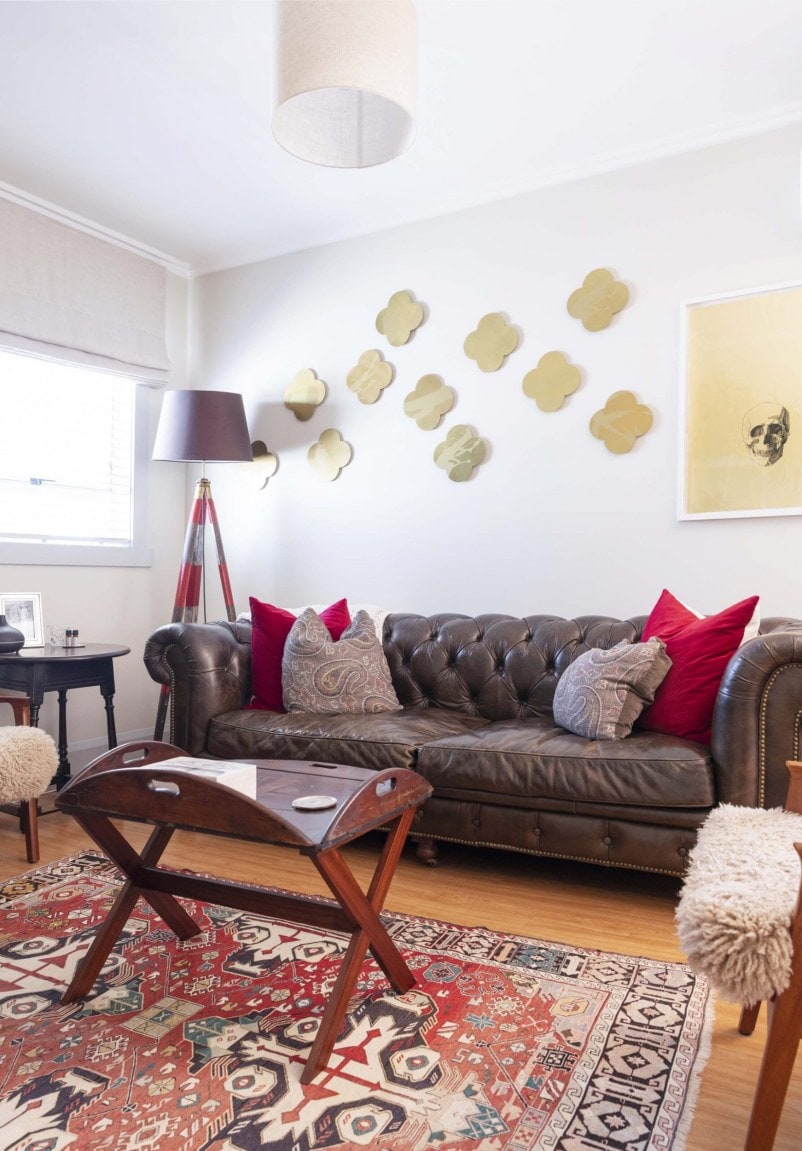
[282,609,402,714]
[638,589,760,744]
[553,638,671,740]
[206,706,490,773]
[415,718,716,810]
[249,597,351,712]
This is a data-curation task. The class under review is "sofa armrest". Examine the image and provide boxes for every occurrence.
[143,621,252,756]
[712,619,802,808]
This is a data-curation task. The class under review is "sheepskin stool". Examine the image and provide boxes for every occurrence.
[676,801,802,1151]
[0,726,57,864]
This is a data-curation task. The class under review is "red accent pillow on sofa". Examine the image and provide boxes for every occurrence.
[637,589,759,744]
[248,597,351,712]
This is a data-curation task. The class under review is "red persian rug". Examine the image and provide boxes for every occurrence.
[0,852,710,1151]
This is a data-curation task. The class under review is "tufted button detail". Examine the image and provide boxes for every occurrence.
[678,846,688,857]
[603,835,612,845]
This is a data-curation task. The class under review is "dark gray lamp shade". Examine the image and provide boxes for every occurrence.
[152,390,253,462]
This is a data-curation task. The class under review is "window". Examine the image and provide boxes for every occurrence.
[0,349,152,566]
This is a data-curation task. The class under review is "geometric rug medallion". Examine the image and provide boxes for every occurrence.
[0,852,710,1151]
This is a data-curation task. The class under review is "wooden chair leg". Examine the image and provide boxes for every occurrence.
[0,692,32,728]
[19,798,40,864]
[744,993,801,1151]
[740,1001,762,1035]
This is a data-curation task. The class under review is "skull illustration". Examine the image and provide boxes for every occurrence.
[742,402,790,467]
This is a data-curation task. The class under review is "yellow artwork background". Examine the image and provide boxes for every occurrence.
[684,284,802,517]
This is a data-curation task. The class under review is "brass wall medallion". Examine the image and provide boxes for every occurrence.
[590,391,653,454]
[242,440,278,490]
[308,429,353,480]
[522,351,582,412]
[346,349,394,404]
[375,290,424,346]
[284,368,327,421]
[433,424,487,481]
[567,269,629,331]
[403,374,455,430]
[464,313,519,372]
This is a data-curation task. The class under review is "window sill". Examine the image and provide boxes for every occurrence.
[0,543,154,568]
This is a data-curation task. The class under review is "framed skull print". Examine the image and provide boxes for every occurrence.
[679,280,802,519]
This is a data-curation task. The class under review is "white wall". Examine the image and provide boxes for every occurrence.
[1,272,190,767]
[190,124,802,626]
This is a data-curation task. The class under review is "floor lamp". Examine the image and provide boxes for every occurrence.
[152,389,253,739]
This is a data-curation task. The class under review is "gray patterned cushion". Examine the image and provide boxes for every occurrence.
[282,608,402,714]
[552,638,672,740]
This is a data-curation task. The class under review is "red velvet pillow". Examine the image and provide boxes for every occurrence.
[637,589,759,744]
[248,597,351,712]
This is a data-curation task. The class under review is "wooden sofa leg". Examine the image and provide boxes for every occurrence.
[20,798,40,864]
[415,837,439,867]
[739,1001,762,1035]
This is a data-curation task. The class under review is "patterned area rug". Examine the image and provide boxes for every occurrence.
[0,852,710,1151]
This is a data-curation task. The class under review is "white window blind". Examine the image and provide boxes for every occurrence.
[0,351,136,548]
[0,197,170,379]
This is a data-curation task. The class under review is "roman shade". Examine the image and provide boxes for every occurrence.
[0,198,170,380]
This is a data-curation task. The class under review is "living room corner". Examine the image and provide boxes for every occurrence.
[1,4,802,1149]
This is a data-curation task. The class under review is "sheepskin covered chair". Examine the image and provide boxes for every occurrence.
[676,760,802,1151]
[0,718,58,864]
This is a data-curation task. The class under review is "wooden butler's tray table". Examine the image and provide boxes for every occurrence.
[55,741,433,1083]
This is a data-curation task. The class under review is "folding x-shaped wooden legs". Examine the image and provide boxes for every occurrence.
[60,806,418,1083]
[303,806,417,1081]
[61,813,201,1003]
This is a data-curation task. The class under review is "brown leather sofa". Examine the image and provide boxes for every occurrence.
[144,610,802,877]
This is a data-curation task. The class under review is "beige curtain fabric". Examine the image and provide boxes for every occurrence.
[0,198,170,379]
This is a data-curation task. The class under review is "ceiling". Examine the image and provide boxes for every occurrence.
[2,0,802,275]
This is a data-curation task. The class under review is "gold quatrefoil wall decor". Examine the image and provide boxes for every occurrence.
[375,290,424,346]
[590,391,653,454]
[308,429,353,480]
[241,440,278,490]
[403,375,455,430]
[522,351,582,412]
[284,368,327,421]
[567,269,629,332]
[346,349,394,404]
[433,424,487,481]
[464,313,519,372]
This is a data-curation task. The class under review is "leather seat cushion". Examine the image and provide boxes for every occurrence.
[416,718,715,809]
[206,706,489,773]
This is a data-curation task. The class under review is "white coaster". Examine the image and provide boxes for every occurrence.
[292,794,338,811]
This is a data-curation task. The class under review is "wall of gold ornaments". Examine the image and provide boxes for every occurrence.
[252,268,652,488]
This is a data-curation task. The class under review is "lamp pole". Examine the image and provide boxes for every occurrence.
[151,390,253,742]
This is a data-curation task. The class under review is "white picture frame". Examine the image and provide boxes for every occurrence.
[0,593,44,647]
[679,279,802,520]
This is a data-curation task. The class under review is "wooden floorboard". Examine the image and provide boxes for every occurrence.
[1,807,798,1151]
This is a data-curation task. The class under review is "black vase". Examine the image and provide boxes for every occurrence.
[0,614,25,654]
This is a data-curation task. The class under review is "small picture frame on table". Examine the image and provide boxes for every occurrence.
[0,593,44,647]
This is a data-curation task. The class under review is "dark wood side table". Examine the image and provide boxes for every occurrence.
[0,644,130,789]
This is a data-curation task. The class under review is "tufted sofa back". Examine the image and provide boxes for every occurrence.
[383,612,646,721]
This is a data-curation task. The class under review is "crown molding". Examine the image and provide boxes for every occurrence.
[0,181,192,278]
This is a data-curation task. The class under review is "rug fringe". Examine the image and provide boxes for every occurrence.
[671,982,716,1151]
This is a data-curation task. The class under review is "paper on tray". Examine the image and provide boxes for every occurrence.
[155,756,257,799]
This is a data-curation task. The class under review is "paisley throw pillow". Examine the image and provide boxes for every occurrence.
[553,637,672,741]
[282,609,402,715]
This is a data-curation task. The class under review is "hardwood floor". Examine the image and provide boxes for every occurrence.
[1,806,799,1151]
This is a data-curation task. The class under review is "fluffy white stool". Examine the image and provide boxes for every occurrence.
[676,765,802,1151]
[0,726,58,863]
